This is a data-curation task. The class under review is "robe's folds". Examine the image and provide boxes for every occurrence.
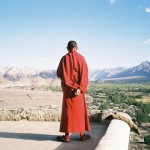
[57,50,90,133]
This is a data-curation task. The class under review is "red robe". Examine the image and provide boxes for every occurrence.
[57,50,90,133]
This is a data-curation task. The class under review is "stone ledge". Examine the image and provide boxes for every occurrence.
[0,105,61,121]
[0,106,104,122]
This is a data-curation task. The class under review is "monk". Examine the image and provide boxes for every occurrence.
[56,41,91,142]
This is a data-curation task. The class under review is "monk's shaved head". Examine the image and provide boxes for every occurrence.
[67,41,77,51]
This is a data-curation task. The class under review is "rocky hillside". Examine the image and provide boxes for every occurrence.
[111,61,150,78]
[89,67,127,81]
[0,66,57,81]
[89,61,150,81]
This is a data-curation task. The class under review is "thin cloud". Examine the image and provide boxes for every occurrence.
[145,7,150,13]
[144,39,150,44]
[109,0,116,4]
[105,0,116,5]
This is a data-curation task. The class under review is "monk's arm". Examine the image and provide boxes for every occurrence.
[57,58,63,79]
[57,56,79,91]
[79,58,88,93]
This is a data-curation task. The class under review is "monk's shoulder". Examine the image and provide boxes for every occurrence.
[61,51,85,61]
[61,54,69,61]
[76,52,85,61]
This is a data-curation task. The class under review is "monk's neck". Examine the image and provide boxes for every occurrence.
[68,50,77,53]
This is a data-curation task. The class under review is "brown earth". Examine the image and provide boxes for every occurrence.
[0,89,63,109]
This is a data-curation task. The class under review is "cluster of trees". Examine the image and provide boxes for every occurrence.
[110,93,150,124]
[136,103,150,124]
[87,83,150,124]
[144,135,150,145]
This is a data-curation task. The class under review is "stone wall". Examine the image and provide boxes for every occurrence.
[0,105,102,122]
[0,105,61,121]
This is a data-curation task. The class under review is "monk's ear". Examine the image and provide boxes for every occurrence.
[74,47,78,51]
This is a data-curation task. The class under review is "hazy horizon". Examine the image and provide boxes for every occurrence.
[0,59,149,71]
[0,0,150,70]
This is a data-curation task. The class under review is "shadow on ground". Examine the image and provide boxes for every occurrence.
[0,132,57,141]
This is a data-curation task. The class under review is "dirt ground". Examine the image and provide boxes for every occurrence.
[0,89,63,108]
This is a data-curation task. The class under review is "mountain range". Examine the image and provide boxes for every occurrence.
[0,61,150,87]
[89,61,150,81]
[0,66,57,81]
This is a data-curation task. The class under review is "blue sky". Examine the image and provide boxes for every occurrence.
[0,0,150,70]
